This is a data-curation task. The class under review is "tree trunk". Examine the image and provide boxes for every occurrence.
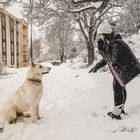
[87,26,95,66]
[87,43,94,66]
[60,52,63,63]
[77,19,95,66]
[59,47,66,63]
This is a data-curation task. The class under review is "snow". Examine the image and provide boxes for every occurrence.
[0,63,140,140]
[125,34,140,60]
[73,0,81,2]
[71,2,102,12]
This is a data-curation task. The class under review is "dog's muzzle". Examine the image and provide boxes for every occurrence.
[42,67,51,74]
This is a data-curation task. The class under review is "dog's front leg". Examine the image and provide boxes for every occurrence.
[30,104,37,123]
[36,105,41,119]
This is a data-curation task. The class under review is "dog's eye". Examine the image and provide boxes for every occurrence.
[39,66,42,68]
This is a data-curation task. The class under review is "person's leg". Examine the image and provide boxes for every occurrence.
[122,87,127,104]
[108,79,125,119]
[113,78,124,107]
[121,87,127,114]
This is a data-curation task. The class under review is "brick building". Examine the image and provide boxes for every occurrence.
[0,10,28,68]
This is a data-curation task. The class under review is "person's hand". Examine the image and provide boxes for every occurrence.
[97,39,104,50]
[89,68,97,73]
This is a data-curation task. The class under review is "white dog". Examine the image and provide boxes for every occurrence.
[0,60,51,131]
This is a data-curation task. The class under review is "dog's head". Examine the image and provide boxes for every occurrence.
[27,60,51,80]
[30,60,51,74]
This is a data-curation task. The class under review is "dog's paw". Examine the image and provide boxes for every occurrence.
[37,116,44,120]
[0,127,3,132]
[32,120,37,123]
[9,119,17,124]
[32,119,38,124]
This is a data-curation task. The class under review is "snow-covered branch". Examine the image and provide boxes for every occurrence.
[108,2,125,7]
[70,2,102,13]
[96,5,112,20]
[0,0,12,10]
[72,0,103,4]
[0,0,17,12]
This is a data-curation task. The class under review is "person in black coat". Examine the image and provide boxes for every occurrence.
[89,21,140,119]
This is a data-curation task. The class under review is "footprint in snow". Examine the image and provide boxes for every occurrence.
[109,126,137,133]
[91,112,99,117]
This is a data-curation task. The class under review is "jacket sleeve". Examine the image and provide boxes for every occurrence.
[98,41,120,64]
[93,59,107,71]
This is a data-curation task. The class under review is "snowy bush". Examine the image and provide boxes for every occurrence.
[69,50,88,69]
[124,33,140,61]
[0,62,5,75]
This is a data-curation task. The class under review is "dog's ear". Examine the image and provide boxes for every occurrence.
[30,59,35,67]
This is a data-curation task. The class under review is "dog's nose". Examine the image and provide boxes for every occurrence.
[48,67,51,71]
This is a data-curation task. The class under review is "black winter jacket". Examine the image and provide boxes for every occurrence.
[94,38,140,85]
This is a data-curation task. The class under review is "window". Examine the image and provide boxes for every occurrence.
[11,33,14,42]
[2,29,6,40]
[16,21,19,32]
[2,14,6,27]
[16,45,19,67]
[1,13,7,65]
[11,44,14,53]
[2,42,6,52]
[10,18,15,65]
[17,43,19,53]
[2,55,7,64]
[10,19,14,42]
[11,55,14,65]
[10,18,14,31]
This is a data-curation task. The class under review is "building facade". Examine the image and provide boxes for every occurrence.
[0,10,28,68]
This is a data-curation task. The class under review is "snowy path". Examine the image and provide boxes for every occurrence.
[0,64,140,140]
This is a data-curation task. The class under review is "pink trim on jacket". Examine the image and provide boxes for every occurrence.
[108,63,125,87]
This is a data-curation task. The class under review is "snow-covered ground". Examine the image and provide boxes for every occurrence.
[0,63,140,140]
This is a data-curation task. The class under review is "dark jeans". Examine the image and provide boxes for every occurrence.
[113,78,127,106]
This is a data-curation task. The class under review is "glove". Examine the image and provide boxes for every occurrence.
[97,39,104,50]
[89,67,97,73]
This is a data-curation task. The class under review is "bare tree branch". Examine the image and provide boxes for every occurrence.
[96,5,112,21]
[0,0,12,12]
[108,2,125,7]
[0,0,22,12]
[77,18,88,42]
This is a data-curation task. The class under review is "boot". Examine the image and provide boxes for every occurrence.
[121,105,127,115]
[121,109,128,115]
[121,109,126,115]
[107,112,121,120]
[107,105,123,120]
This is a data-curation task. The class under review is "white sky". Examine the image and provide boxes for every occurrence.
[6,3,23,18]
[6,3,41,40]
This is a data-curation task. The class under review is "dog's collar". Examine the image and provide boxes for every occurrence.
[28,79,42,84]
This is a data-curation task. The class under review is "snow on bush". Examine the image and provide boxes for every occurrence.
[0,62,6,76]
[124,33,140,61]
[69,50,88,69]
[73,0,82,2]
